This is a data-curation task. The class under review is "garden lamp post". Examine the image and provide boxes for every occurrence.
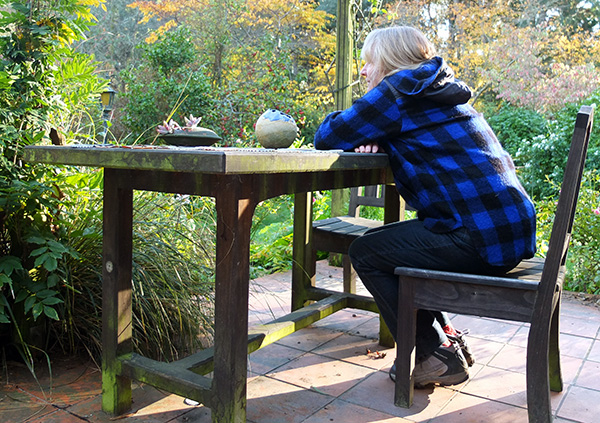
[100,82,116,143]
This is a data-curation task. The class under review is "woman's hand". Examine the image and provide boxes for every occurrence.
[354,143,383,153]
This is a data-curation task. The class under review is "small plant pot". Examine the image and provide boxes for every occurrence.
[255,109,298,149]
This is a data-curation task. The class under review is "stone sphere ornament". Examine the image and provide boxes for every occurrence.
[255,109,299,148]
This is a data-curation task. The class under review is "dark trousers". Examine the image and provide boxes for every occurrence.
[348,219,512,359]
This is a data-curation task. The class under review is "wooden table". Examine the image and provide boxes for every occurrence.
[23,145,396,422]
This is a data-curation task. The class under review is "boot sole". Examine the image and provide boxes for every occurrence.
[414,371,469,389]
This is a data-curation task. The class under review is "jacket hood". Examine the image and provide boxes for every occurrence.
[384,56,472,105]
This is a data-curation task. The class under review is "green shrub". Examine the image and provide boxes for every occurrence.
[249,191,333,275]
[485,103,548,157]
[120,27,212,142]
[0,0,104,364]
[513,96,600,199]
[536,170,600,294]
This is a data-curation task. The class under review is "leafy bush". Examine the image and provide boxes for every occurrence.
[250,191,333,275]
[0,0,104,363]
[120,26,212,141]
[485,103,548,157]
[512,94,600,199]
[536,170,600,294]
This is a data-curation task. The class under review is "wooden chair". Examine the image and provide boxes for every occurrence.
[312,185,403,346]
[312,185,390,293]
[393,105,594,423]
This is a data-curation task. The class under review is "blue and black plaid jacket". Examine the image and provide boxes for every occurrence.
[314,57,536,267]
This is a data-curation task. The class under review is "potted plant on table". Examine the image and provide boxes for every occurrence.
[157,115,221,147]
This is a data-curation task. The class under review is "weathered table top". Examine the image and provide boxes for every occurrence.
[23,145,389,174]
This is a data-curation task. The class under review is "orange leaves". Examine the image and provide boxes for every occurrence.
[366,348,387,359]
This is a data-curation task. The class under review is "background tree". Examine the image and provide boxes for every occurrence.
[120,0,335,144]
[78,0,160,75]
[376,0,600,113]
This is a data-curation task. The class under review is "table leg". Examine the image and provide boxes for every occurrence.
[102,169,133,415]
[291,192,315,311]
[212,184,256,423]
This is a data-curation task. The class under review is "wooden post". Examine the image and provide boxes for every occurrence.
[211,176,256,423]
[330,0,354,266]
[102,169,133,415]
[292,192,315,311]
[335,0,353,112]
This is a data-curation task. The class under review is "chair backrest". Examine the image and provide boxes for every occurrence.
[537,105,594,305]
[347,185,386,218]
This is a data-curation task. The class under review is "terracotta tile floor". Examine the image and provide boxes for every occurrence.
[2,260,600,422]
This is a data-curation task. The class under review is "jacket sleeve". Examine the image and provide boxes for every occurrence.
[314,82,402,151]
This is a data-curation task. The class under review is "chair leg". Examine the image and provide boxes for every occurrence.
[394,278,416,408]
[379,314,394,348]
[342,254,356,294]
[549,299,563,393]
[526,322,553,423]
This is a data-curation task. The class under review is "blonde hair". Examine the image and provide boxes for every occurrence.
[361,26,437,77]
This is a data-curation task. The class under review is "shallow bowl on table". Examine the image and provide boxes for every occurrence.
[159,129,221,147]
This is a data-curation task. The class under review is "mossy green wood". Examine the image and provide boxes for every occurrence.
[22,146,389,174]
[101,169,133,415]
[113,292,353,406]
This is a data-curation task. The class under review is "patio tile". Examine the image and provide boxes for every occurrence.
[561,294,600,322]
[559,333,594,359]
[0,404,55,423]
[448,315,523,344]
[67,384,195,423]
[249,310,276,326]
[5,261,600,423]
[310,308,375,333]
[246,376,333,423]
[0,357,101,408]
[275,326,343,352]
[248,289,292,320]
[587,339,600,362]
[25,408,85,422]
[251,273,291,292]
[345,314,381,340]
[460,364,528,408]
[169,405,212,422]
[311,332,395,370]
[573,359,600,391]
[266,352,374,398]
[556,385,600,422]
[430,391,529,422]
[315,259,343,277]
[507,325,529,348]
[339,369,459,422]
[461,336,505,366]
[248,342,306,375]
[558,355,585,385]
[488,344,527,373]
[301,398,412,423]
[560,314,600,339]
[316,276,371,297]
[462,362,569,412]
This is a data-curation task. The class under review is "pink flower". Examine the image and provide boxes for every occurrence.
[594,208,600,216]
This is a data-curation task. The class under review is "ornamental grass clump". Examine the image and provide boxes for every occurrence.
[54,180,216,362]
